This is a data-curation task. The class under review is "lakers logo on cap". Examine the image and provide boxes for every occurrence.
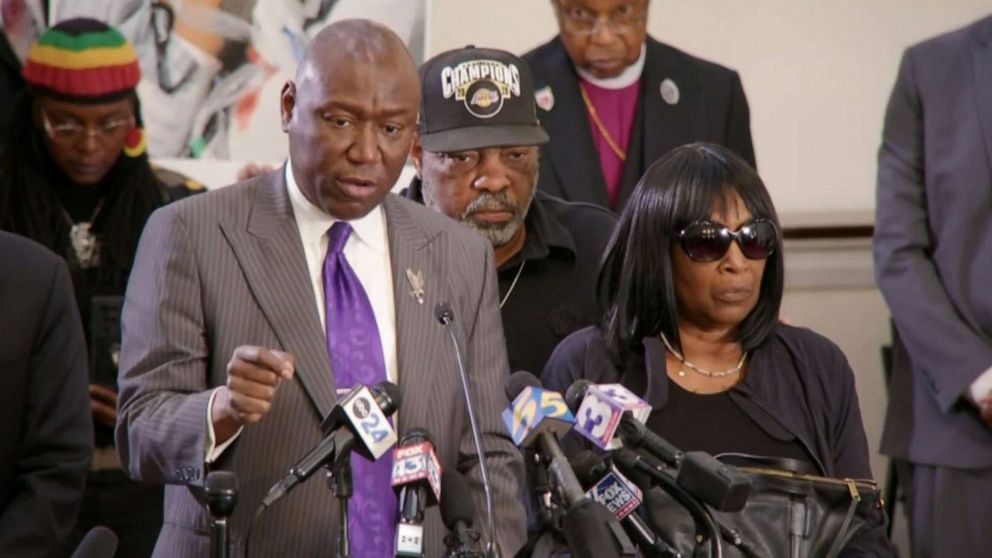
[441,59,521,119]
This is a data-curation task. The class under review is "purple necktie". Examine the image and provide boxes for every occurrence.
[323,221,396,557]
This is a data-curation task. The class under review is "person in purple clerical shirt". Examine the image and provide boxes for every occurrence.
[523,0,756,212]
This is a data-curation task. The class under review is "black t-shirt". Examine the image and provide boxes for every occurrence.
[648,378,814,467]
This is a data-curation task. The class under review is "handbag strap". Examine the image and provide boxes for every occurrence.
[824,480,862,558]
[714,452,819,475]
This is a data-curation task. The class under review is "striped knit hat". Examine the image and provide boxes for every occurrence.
[22,18,140,103]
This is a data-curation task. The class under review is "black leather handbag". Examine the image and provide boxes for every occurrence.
[643,455,885,558]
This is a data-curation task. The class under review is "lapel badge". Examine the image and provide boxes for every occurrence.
[660,78,680,105]
[405,268,425,305]
[535,86,555,111]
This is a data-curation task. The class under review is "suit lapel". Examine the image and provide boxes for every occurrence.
[220,169,336,419]
[640,38,696,176]
[382,196,446,415]
[973,21,992,177]
[539,41,610,207]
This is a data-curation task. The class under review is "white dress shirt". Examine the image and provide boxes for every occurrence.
[969,366,992,406]
[206,163,397,461]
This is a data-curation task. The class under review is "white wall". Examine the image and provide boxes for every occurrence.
[426,0,991,216]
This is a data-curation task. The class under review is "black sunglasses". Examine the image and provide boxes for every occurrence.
[677,218,778,262]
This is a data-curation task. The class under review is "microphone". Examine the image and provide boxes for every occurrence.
[503,372,637,558]
[614,449,759,558]
[676,452,750,513]
[435,302,496,558]
[205,471,237,558]
[69,526,118,558]
[561,499,639,558]
[565,380,651,451]
[392,428,443,557]
[441,471,484,558]
[262,381,401,507]
[572,451,682,558]
[566,380,682,467]
[612,448,725,558]
[503,372,584,507]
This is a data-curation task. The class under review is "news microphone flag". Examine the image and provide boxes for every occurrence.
[573,383,650,450]
[391,440,443,505]
[502,385,575,447]
[584,466,643,521]
[327,384,398,460]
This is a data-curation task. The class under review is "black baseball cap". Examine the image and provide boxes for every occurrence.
[417,45,549,152]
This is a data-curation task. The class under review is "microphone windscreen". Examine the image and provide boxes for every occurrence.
[439,471,475,529]
[504,370,542,401]
[676,451,751,512]
[205,470,237,496]
[70,526,118,558]
[570,450,609,488]
[400,427,432,446]
[372,380,402,412]
[564,379,592,413]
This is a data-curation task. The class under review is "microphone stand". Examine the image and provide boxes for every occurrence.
[533,454,560,532]
[436,304,497,558]
[330,459,353,558]
[205,471,237,558]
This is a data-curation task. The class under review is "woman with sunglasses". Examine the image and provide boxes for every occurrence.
[542,143,891,555]
[0,18,201,557]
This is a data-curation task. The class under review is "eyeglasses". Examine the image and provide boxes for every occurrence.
[677,218,778,262]
[556,1,646,36]
[40,109,135,147]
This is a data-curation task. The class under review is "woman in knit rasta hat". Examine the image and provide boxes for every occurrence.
[0,18,200,557]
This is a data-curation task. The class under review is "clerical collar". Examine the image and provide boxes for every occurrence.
[576,43,646,89]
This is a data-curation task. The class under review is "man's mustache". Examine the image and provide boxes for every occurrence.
[463,192,517,219]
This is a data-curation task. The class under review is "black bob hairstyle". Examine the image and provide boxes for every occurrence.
[597,142,785,363]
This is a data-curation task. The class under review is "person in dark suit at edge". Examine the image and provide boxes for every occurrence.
[405,45,617,375]
[0,231,92,558]
[116,19,525,558]
[524,0,755,212]
[874,14,992,557]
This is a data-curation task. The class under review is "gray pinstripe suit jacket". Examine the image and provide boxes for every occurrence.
[115,168,525,557]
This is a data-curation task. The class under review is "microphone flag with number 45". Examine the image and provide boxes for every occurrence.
[502,383,575,447]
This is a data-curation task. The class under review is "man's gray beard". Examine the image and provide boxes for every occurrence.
[422,171,538,248]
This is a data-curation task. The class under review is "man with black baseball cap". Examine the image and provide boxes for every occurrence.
[407,45,617,374]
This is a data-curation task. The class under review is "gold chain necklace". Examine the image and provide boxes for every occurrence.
[578,82,627,162]
[659,333,747,378]
[499,259,526,309]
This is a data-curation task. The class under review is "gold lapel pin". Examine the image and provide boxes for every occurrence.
[405,268,425,305]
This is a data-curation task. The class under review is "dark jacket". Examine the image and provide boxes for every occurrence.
[0,232,92,557]
[523,35,755,212]
[874,15,992,468]
[542,324,892,557]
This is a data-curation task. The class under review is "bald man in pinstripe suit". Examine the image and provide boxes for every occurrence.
[115,20,525,558]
